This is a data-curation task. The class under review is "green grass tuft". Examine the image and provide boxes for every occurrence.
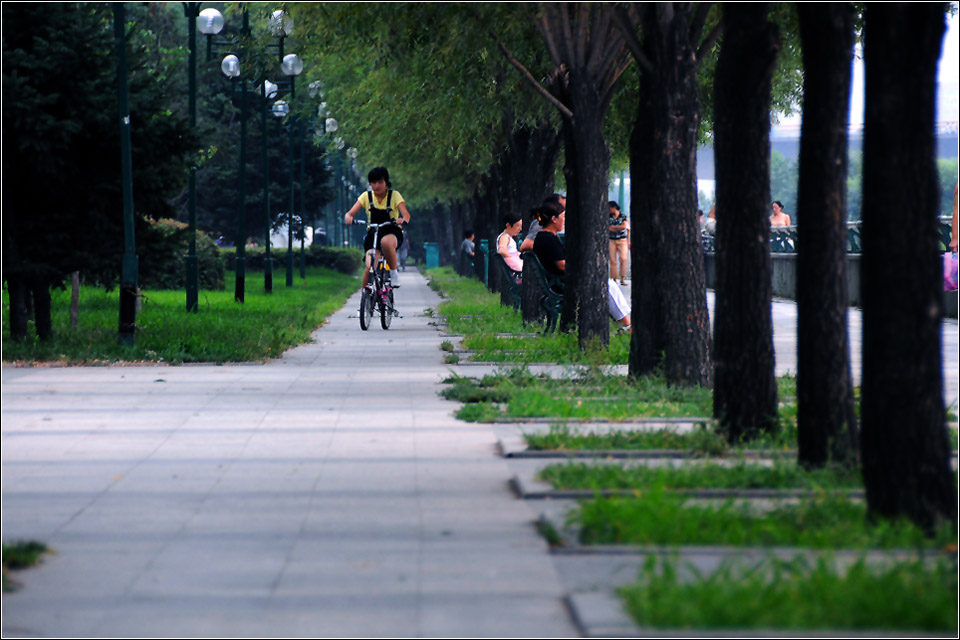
[619,555,958,631]
[573,491,958,550]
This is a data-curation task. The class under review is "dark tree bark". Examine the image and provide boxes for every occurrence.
[497,121,560,310]
[70,271,80,328]
[473,173,498,285]
[495,3,631,349]
[712,4,780,441]
[860,3,957,533]
[795,4,859,469]
[625,4,712,387]
[8,274,29,342]
[559,91,612,345]
[31,278,53,340]
[628,72,663,374]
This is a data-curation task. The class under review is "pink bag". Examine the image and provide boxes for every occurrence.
[945,252,959,292]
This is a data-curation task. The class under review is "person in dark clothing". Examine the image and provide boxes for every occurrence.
[532,204,632,332]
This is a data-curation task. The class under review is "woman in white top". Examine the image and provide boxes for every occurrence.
[497,212,524,275]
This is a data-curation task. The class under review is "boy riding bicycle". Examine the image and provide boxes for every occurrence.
[343,167,411,289]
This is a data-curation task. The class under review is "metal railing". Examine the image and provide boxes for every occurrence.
[702,217,953,254]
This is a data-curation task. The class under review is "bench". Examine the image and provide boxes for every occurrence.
[520,251,564,333]
[492,252,523,311]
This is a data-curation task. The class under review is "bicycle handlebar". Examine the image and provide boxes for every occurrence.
[353,219,402,228]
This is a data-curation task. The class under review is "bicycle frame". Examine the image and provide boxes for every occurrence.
[357,220,400,330]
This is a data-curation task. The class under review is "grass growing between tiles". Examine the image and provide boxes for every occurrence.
[571,491,958,550]
[426,267,630,364]
[537,459,865,491]
[522,422,799,454]
[443,367,725,423]
[443,368,803,431]
[2,541,49,592]
[618,555,958,632]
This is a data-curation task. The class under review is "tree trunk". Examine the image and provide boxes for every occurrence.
[8,274,29,342]
[631,4,712,387]
[561,77,612,349]
[629,71,665,376]
[712,4,780,441]
[860,2,957,533]
[31,278,52,340]
[500,122,560,311]
[795,3,859,469]
[70,271,81,328]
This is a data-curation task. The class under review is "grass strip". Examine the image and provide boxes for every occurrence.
[523,423,798,455]
[427,267,630,364]
[537,460,864,491]
[2,267,359,364]
[619,554,958,631]
[2,541,49,592]
[572,491,957,550]
[444,367,726,423]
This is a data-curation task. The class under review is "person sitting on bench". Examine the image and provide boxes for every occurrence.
[532,203,632,333]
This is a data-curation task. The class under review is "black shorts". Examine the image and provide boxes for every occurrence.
[364,225,404,252]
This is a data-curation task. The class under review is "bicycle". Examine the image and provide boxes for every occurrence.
[356,219,402,331]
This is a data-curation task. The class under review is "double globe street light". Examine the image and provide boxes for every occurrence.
[195,6,303,301]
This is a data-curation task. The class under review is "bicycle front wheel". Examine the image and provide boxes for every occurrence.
[360,289,374,331]
[380,288,394,330]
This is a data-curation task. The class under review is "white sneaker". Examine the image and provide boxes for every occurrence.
[389,271,400,287]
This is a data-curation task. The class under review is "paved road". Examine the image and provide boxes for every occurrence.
[2,269,957,638]
[1,269,576,638]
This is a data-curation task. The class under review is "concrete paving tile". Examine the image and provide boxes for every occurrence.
[6,269,950,638]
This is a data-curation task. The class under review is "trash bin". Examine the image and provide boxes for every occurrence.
[424,242,439,270]
[478,239,489,288]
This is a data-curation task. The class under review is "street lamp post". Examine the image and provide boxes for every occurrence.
[183,2,202,313]
[299,118,307,280]
[220,51,249,303]
[279,53,303,287]
[113,3,138,345]
[197,7,304,301]
[260,79,278,293]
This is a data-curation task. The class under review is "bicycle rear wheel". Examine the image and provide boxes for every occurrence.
[380,287,394,330]
[359,288,374,330]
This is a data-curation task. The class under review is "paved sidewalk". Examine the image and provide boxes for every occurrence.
[1,269,576,638]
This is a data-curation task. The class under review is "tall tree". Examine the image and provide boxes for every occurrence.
[860,3,957,533]
[712,4,781,440]
[2,3,196,339]
[614,3,718,387]
[496,3,632,348]
[795,3,859,469]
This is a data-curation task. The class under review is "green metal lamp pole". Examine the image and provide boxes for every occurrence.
[183,2,201,312]
[286,114,296,287]
[299,119,307,279]
[113,3,139,345]
[233,10,250,303]
[261,81,275,294]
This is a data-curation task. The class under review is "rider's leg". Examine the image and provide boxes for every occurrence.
[380,235,399,271]
[362,250,374,288]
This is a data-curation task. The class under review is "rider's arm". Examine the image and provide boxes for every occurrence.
[396,201,411,225]
[344,199,364,225]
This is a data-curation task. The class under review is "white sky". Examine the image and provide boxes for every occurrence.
[776,7,959,129]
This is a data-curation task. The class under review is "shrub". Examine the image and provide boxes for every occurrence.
[223,245,362,275]
[137,218,224,290]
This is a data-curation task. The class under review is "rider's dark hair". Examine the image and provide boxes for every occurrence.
[608,201,620,210]
[368,166,392,188]
[772,200,784,209]
[464,229,474,238]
